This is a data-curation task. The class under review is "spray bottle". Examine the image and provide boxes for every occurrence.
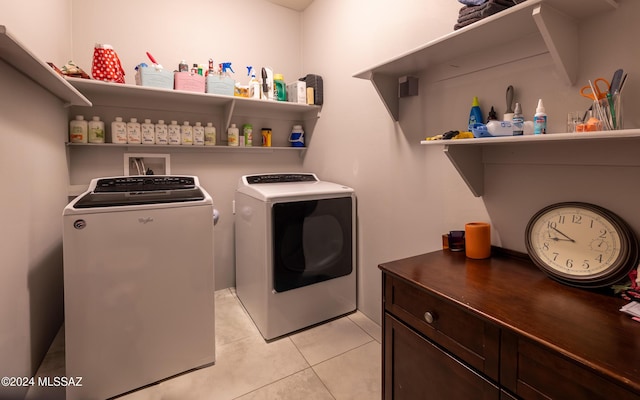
[247,66,261,99]
[221,62,235,77]
[533,99,547,134]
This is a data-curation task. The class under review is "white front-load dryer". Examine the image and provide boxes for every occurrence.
[235,173,356,340]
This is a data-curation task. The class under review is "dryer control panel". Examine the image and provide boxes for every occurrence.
[245,173,318,185]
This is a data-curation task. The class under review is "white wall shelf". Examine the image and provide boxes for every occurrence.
[353,0,623,199]
[66,142,304,153]
[0,25,90,107]
[65,77,321,132]
[353,0,618,121]
[421,129,640,197]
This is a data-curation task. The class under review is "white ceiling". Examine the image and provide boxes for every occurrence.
[265,0,314,11]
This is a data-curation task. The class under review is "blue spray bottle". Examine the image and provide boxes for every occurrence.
[468,96,483,131]
[221,62,235,77]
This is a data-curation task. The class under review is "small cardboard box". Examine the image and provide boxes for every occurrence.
[135,67,174,89]
[206,75,235,96]
[174,72,205,93]
[287,81,307,104]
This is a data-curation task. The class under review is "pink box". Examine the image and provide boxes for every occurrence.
[174,72,205,93]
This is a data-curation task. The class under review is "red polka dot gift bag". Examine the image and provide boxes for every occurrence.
[91,44,125,83]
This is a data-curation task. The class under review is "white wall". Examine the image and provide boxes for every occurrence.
[0,0,72,65]
[300,0,489,322]
[0,1,72,395]
[71,0,304,86]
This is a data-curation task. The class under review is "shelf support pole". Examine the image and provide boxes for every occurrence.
[223,99,236,132]
[371,73,399,121]
[532,4,578,86]
[443,145,484,197]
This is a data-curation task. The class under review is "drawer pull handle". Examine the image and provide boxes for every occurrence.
[424,312,435,324]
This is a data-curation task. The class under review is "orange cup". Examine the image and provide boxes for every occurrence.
[465,222,491,259]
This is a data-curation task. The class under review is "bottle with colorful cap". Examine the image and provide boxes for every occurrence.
[533,99,547,135]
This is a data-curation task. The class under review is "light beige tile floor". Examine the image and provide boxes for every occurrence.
[27,288,381,400]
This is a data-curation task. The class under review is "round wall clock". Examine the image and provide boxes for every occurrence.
[525,202,638,288]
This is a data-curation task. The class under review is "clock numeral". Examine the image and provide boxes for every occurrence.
[582,260,590,269]
[547,221,557,230]
[566,259,573,268]
[552,252,559,261]
[543,242,550,251]
[596,254,603,263]
[572,215,582,224]
[558,216,565,224]
[598,229,607,239]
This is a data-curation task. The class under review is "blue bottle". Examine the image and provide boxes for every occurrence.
[468,96,483,131]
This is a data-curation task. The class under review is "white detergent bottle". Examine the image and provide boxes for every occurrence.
[141,119,155,144]
[111,117,127,143]
[126,117,141,144]
[204,122,216,146]
[227,123,239,146]
[181,121,193,145]
[155,120,168,144]
[69,115,88,143]
[247,66,261,99]
[88,116,105,143]
[168,120,181,144]
[193,122,205,145]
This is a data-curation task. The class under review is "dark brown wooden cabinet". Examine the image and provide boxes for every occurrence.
[380,250,640,400]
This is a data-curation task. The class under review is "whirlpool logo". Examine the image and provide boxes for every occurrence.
[138,217,154,224]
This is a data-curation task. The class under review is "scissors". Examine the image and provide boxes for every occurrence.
[580,78,610,101]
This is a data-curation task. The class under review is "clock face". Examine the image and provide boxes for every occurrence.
[525,202,637,287]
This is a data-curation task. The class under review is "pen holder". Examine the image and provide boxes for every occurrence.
[465,222,491,259]
[594,93,623,131]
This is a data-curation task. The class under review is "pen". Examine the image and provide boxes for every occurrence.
[606,92,616,129]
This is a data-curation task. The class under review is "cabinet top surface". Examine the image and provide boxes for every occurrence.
[380,250,640,393]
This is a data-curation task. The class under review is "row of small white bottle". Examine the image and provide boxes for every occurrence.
[112,118,217,145]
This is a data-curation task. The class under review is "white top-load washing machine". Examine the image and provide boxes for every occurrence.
[63,176,215,400]
[235,173,356,340]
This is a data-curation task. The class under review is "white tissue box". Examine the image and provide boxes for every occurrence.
[135,67,174,89]
[287,81,307,104]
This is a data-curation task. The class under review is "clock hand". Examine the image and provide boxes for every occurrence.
[551,226,575,242]
[545,231,573,242]
[549,237,574,242]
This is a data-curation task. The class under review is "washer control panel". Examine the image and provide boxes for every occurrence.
[94,176,196,192]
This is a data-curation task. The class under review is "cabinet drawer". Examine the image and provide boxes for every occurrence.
[384,313,500,400]
[501,332,640,399]
[384,274,500,381]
